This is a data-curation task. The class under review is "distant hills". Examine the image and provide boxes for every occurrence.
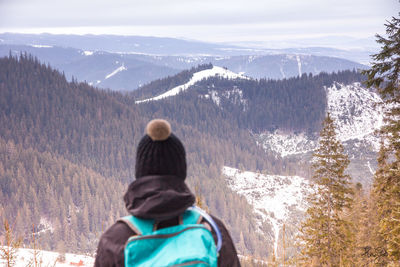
[0,33,367,91]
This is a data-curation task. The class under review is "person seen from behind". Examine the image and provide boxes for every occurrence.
[94,119,241,266]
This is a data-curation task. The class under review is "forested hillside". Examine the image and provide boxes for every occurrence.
[133,66,364,134]
[0,55,276,257]
[0,54,370,261]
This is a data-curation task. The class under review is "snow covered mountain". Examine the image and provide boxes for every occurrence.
[135,66,248,103]
[222,166,312,255]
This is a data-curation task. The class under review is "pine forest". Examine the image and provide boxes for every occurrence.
[1,9,400,267]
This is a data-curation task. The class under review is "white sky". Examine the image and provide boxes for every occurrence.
[0,0,398,44]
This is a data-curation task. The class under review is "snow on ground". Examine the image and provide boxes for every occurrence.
[29,44,53,48]
[207,87,248,110]
[36,217,54,235]
[208,90,221,106]
[279,66,286,79]
[0,247,94,267]
[135,66,248,104]
[327,82,384,150]
[367,161,375,175]
[82,51,93,56]
[255,131,316,157]
[105,64,127,80]
[256,82,384,157]
[296,55,302,76]
[222,166,311,255]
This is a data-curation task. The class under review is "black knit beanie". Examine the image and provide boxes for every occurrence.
[135,119,187,180]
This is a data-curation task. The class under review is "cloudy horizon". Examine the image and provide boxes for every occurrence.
[0,0,398,48]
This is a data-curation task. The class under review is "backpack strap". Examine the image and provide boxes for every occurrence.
[118,216,155,235]
[186,206,223,253]
[181,209,202,225]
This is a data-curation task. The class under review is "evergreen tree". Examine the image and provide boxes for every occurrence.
[299,114,354,266]
[363,12,400,263]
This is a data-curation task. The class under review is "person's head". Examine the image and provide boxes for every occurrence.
[135,119,187,180]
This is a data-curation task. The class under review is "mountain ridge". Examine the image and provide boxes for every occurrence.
[0,36,366,91]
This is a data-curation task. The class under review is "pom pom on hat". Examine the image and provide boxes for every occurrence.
[146,119,171,141]
[135,119,187,180]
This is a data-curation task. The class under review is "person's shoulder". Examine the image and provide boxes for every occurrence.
[100,219,136,245]
[205,213,241,267]
[208,214,229,232]
[95,220,136,267]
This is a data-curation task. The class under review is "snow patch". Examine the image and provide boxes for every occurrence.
[296,55,302,76]
[255,131,316,157]
[0,247,94,267]
[136,66,248,104]
[248,55,261,63]
[279,66,286,79]
[222,166,311,255]
[207,87,248,110]
[82,51,93,56]
[209,90,221,106]
[36,217,54,235]
[326,82,384,149]
[367,161,375,175]
[105,64,127,80]
[29,44,53,48]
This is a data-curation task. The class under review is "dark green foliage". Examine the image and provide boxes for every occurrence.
[0,55,270,257]
[299,114,354,266]
[197,70,363,133]
[363,12,400,263]
[0,138,126,253]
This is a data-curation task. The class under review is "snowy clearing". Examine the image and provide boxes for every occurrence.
[222,166,311,255]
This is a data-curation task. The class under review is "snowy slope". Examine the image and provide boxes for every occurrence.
[327,82,384,149]
[105,64,127,79]
[222,166,311,254]
[0,247,94,267]
[255,131,316,157]
[256,82,384,158]
[135,66,248,103]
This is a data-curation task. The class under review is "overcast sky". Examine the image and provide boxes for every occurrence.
[0,0,398,46]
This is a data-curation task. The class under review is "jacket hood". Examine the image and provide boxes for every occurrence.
[123,175,195,221]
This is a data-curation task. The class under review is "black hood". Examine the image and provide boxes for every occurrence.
[123,175,195,221]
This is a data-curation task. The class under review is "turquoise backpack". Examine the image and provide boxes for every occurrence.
[119,206,222,267]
